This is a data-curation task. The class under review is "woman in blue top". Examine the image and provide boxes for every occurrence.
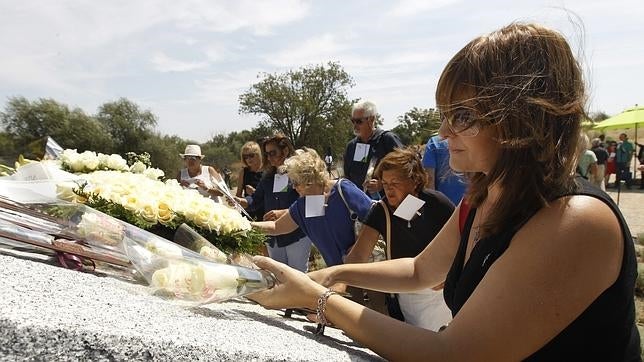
[252,148,373,267]
[235,135,311,272]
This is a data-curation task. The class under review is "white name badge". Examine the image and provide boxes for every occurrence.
[273,174,289,193]
[304,195,326,218]
[353,143,370,162]
[393,194,425,221]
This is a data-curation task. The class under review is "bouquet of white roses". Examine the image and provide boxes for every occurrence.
[57,171,265,253]
[123,234,275,304]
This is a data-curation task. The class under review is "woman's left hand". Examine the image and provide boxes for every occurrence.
[247,256,326,310]
[263,209,287,221]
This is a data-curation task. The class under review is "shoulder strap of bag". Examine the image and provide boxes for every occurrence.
[337,178,358,221]
[379,200,392,260]
[379,200,396,298]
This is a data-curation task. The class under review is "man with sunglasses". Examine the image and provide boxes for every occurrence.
[342,100,403,199]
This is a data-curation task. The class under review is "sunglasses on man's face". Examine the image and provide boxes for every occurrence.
[242,153,256,160]
[350,116,372,125]
[184,156,201,161]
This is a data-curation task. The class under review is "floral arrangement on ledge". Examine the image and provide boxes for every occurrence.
[59,149,164,180]
[55,163,265,254]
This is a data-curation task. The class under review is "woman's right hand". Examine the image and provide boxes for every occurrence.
[247,256,326,310]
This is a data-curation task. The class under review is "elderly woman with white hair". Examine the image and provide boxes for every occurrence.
[251,147,374,267]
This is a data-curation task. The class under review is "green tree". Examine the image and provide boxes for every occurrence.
[392,107,441,145]
[238,62,354,156]
[0,96,112,157]
[140,134,186,178]
[96,98,157,154]
[590,111,610,123]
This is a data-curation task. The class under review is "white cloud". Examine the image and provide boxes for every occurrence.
[172,0,311,35]
[389,0,461,17]
[151,53,208,73]
[265,34,345,67]
[194,69,265,104]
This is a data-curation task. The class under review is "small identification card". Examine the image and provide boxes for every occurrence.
[305,195,326,217]
[353,143,370,162]
[273,173,289,193]
[393,194,425,221]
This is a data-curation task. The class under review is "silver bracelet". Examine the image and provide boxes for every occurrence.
[316,289,338,326]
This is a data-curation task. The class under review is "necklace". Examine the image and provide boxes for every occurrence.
[472,225,482,244]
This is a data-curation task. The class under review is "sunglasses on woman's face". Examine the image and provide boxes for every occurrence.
[265,149,280,158]
[440,109,482,137]
[184,156,200,161]
[242,153,256,160]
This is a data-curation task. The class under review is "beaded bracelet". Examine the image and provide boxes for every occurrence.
[316,289,339,327]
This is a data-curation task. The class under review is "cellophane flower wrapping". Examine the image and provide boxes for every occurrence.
[123,236,275,305]
[28,200,275,304]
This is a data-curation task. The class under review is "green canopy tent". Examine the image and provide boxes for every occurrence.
[593,105,644,199]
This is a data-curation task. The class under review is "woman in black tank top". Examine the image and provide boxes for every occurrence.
[246,23,641,361]
[236,141,264,220]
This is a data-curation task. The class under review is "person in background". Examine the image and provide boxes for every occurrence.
[236,141,264,220]
[615,133,634,189]
[324,146,333,178]
[251,147,373,267]
[235,135,311,272]
[575,133,598,183]
[605,141,617,187]
[342,147,454,331]
[343,100,403,200]
[590,138,608,190]
[598,133,606,148]
[249,23,639,360]
[176,144,223,202]
[422,134,467,205]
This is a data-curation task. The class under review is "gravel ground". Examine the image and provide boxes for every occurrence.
[0,253,381,361]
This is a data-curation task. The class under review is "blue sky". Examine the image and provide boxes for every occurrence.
[1,0,642,142]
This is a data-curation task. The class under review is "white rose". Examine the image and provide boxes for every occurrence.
[106,154,127,171]
[137,201,158,223]
[145,240,183,258]
[129,161,147,174]
[157,200,175,225]
[97,153,109,169]
[80,151,99,171]
[143,167,164,180]
[56,181,85,203]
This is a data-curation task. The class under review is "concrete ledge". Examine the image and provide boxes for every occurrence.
[0,254,381,361]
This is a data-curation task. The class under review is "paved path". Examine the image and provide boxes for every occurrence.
[605,185,644,241]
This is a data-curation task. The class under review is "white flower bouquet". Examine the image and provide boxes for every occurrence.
[56,170,265,254]
[123,235,275,304]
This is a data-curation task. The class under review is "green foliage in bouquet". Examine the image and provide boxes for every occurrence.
[73,183,265,254]
[125,151,151,169]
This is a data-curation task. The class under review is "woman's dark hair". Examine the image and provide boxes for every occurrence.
[436,23,587,235]
[374,146,428,194]
[262,134,295,174]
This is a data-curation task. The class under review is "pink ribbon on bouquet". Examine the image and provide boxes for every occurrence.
[56,252,95,272]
